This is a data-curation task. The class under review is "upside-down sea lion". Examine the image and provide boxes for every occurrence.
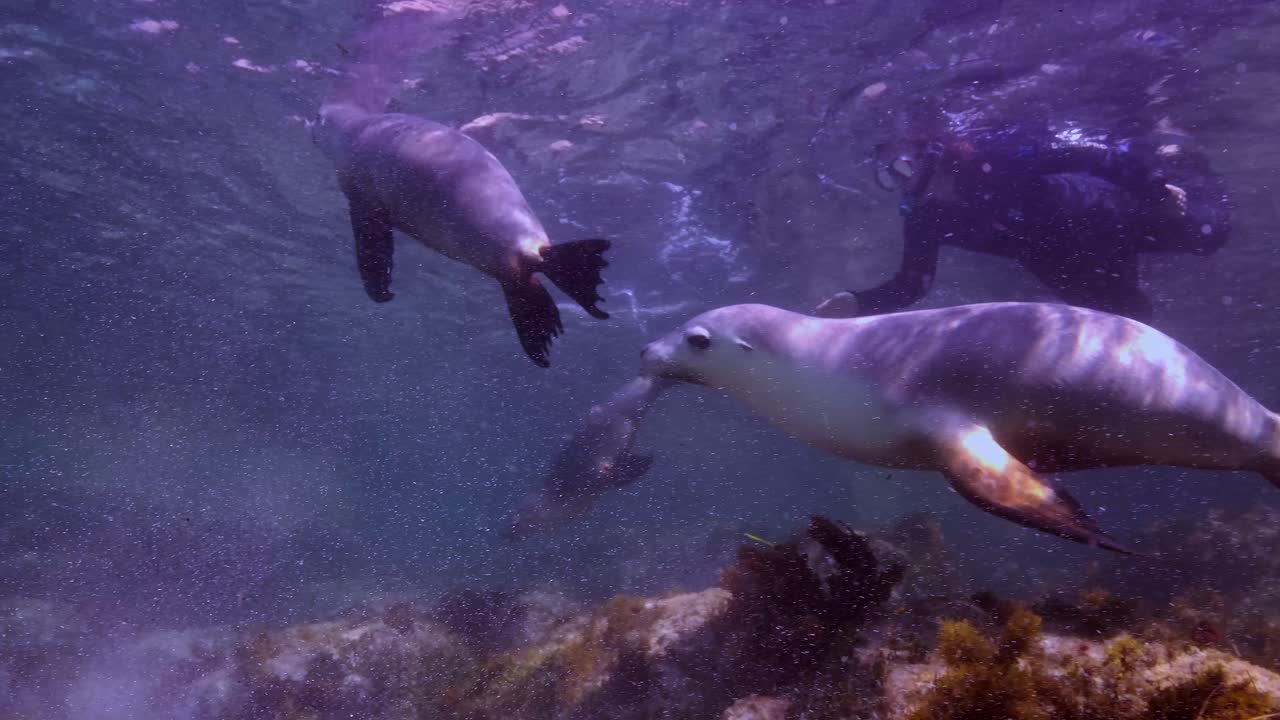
[313,99,611,367]
[505,375,670,539]
[635,302,1280,553]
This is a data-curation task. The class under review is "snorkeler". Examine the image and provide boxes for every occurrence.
[813,113,1231,323]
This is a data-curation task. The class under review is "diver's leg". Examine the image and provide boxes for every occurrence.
[1024,252,1154,322]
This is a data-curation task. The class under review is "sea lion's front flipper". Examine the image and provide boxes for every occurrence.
[502,277,563,368]
[349,196,395,303]
[935,423,1136,554]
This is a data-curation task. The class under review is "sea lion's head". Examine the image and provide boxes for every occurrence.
[311,101,368,165]
[640,304,783,386]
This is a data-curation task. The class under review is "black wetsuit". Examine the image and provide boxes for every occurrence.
[853,126,1230,322]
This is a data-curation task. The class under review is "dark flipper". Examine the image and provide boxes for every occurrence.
[1253,414,1280,488]
[607,452,653,488]
[539,239,611,320]
[936,423,1136,554]
[1258,458,1280,490]
[502,277,563,368]
[349,195,395,303]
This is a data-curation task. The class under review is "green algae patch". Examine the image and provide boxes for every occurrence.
[936,619,994,666]
[440,643,569,720]
[891,609,1280,720]
[441,590,729,717]
[907,607,1071,720]
[1145,665,1274,720]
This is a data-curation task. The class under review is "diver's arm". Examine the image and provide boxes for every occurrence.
[850,211,942,316]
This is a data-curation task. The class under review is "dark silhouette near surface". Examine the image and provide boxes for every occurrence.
[816,114,1232,323]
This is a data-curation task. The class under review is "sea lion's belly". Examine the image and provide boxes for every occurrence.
[347,127,521,276]
[729,362,924,466]
[371,164,509,273]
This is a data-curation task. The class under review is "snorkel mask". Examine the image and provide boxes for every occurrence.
[875,152,919,191]
[873,141,941,194]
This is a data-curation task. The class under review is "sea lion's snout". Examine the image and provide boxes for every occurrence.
[639,339,661,367]
[639,337,679,377]
[640,334,712,386]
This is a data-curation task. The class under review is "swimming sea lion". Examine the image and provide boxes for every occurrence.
[638,302,1280,553]
[313,100,611,367]
[505,375,670,539]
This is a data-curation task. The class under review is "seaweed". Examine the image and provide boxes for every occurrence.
[715,516,903,684]
[442,514,905,720]
[434,589,528,650]
[439,643,566,720]
[438,593,669,719]
[1144,665,1274,720]
[936,619,994,666]
[383,601,417,635]
[906,608,1280,720]
[907,606,1073,720]
[711,515,904,717]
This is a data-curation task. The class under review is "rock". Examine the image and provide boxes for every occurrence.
[441,588,732,719]
[861,81,888,99]
[431,586,579,652]
[512,588,583,647]
[31,520,1276,720]
[232,612,467,719]
[1085,503,1280,669]
[65,626,243,720]
[721,694,790,720]
[618,137,687,174]
[441,515,903,720]
[881,610,1280,720]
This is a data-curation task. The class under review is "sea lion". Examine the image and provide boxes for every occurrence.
[636,302,1280,553]
[313,100,611,367]
[505,375,670,539]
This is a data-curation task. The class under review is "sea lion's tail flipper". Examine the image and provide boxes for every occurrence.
[502,277,563,368]
[1258,460,1280,490]
[1256,412,1280,489]
[540,239,611,320]
[609,451,653,487]
[937,423,1137,555]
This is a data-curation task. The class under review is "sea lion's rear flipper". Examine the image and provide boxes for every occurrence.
[539,239,611,320]
[935,423,1136,554]
[502,277,563,368]
[350,197,396,303]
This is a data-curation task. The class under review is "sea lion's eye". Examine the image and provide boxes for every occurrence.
[685,328,711,350]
